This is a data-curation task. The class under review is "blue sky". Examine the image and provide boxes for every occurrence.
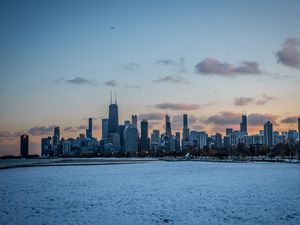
[0,0,300,155]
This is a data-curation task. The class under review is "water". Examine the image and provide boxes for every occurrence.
[1,161,300,225]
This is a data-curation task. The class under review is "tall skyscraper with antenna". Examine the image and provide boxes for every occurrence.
[108,92,119,134]
[240,111,247,134]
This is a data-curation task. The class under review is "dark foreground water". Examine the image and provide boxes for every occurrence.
[0,161,300,225]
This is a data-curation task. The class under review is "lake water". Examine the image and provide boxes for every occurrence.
[1,161,300,225]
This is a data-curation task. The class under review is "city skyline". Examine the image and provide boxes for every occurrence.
[3,95,300,157]
[1,0,300,155]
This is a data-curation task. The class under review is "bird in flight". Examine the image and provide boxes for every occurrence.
[110,26,115,29]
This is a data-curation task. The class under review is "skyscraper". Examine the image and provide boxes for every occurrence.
[226,128,233,136]
[131,115,138,128]
[165,114,172,137]
[102,118,109,140]
[108,93,119,134]
[118,125,125,148]
[87,117,93,139]
[124,125,139,153]
[150,130,160,150]
[41,137,51,156]
[20,134,29,157]
[183,114,188,129]
[182,114,189,150]
[240,113,247,134]
[54,127,60,141]
[140,120,148,151]
[264,121,273,147]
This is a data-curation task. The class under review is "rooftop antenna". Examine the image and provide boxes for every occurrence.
[115,91,117,104]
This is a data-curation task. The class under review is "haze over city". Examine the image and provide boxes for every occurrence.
[1,0,300,156]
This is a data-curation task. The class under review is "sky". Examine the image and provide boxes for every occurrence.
[0,0,300,156]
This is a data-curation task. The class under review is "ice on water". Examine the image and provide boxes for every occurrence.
[1,161,300,225]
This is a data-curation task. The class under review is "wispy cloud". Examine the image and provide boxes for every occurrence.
[105,79,118,87]
[139,112,165,121]
[120,62,140,71]
[204,111,278,126]
[281,116,298,124]
[64,127,78,132]
[234,97,254,106]
[234,94,275,106]
[54,77,96,84]
[195,58,262,77]
[28,125,57,136]
[155,102,201,111]
[156,57,186,73]
[124,84,141,89]
[276,38,300,69]
[153,75,187,84]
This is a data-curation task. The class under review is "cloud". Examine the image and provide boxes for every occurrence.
[66,77,93,84]
[0,131,20,138]
[281,116,298,124]
[156,57,186,73]
[64,127,78,132]
[153,75,187,84]
[155,102,201,111]
[28,125,56,136]
[120,62,140,71]
[234,94,275,106]
[139,113,165,121]
[77,125,87,130]
[204,111,278,127]
[55,77,97,84]
[255,94,275,105]
[276,38,300,69]
[105,80,118,87]
[195,58,262,76]
[248,113,278,126]
[204,112,241,125]
[124,84,141,89]
[234,97,254,106]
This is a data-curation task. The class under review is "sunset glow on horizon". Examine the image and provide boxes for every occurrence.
[1,0,300,155]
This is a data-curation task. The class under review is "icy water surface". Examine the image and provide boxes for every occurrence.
[1,161,300,225]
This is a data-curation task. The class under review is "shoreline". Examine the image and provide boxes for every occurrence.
[0,157,299,170]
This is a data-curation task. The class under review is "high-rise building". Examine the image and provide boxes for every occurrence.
[199,131,207,148]
[165,114,172,137]
[264,121,273,147]
[124,120,131,128]
[20,134,29,157]
[54,127,60,141]
[240,113,247,134]
[215,133,222,148]
[150,130,160,150]
[226,128,233,136]
[131,115,138,128]
[189,131,199,149]
[140,120,148,151]
[124,125,139,153]
[86,118,93,139]
[102,118,109,140]
[182,114,189,150]
[41,137,51,156]
[108,93,119,134]
[183,114,188,129]
[118,125,125,148]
